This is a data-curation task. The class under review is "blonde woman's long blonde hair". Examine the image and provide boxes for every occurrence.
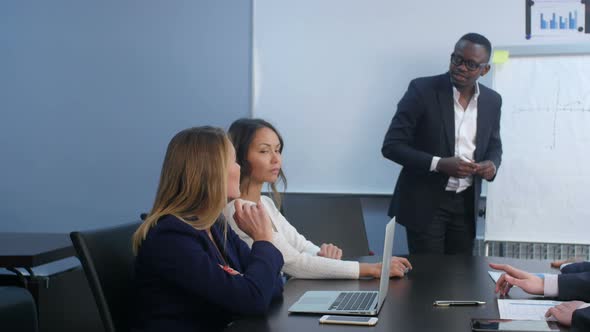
[132,126,231,254]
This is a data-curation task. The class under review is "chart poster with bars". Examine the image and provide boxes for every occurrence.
[526,0,590,39]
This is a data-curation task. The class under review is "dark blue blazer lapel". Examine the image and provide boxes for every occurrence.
[211,223,240,271]
[437,73,455,156]
[475,86,490,161]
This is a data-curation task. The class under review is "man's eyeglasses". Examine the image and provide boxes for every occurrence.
[450,53,488,71]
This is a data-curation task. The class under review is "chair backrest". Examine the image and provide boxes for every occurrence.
[70,221,140,332]
[0,286,38,332]
[281,194,370,258]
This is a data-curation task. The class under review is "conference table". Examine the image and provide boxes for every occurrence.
[0,233,104,332]
[0,232,75,282]
[0,233,74,268]
[225,255,568,331]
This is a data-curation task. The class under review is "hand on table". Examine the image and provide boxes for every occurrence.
[489,263,544,296]
[360,257,412,278]
[317,243,343,260]
[550,257,584,269]
[545,301,584,327]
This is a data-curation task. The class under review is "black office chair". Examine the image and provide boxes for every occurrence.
[70,221,140,332]
[0,286,38,332]
[281,194,371,259]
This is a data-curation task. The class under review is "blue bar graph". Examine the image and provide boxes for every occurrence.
[559,16,566,29]
[540,11,578,30]
[569,11,577,29]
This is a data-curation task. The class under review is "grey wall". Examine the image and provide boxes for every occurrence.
[0,1,471,257]
[0,1,251,232]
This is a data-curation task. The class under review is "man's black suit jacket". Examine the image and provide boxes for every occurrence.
[559,265,590,331]
[382,72,502,233]
[562,262,590,274]
[572,307,590,332]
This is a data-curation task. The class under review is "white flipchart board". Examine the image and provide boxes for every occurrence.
[486,51,590,245]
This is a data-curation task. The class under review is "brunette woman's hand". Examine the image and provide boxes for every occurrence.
[317,243,343,260]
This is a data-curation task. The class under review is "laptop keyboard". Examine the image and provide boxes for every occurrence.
[329,291,377,311]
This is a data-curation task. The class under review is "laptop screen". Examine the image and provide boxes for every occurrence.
[377,218,396,309]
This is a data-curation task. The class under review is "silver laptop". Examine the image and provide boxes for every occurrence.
[288,218,397,316]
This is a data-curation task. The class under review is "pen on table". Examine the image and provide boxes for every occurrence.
[433,300,486,307]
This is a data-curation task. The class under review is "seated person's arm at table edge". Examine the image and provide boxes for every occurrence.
[146,225,284,315]
[572,306,590,331]
[381,79,433,172]
[544,272,590,302]
[544,272,590,330]
[562,261,590,274]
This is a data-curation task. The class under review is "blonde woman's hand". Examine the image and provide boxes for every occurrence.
[317,243,343,260]
[359,257,412,278]
[233,200,273,242]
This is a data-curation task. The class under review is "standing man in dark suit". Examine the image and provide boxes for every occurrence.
[382,33,502,255]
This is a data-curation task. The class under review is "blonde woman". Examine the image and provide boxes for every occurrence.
[223,119,412,280]
[131,126,283,332]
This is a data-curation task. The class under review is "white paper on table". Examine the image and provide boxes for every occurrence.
[488,271,503,283]
[488,271,547,284]
[497,299,562,321]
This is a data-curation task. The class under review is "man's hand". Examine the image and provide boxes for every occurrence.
[475,160,496,180]
[436,156,477,178]
[545,301,584,327]
[550,257,584,269]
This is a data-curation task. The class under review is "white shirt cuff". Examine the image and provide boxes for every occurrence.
[543,274,559,297]
[430,156,441,172]
[579,303,590,310]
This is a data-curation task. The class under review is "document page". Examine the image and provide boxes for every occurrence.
[488,271,547,284]
[488,271,503,283]
[497,299,562,321]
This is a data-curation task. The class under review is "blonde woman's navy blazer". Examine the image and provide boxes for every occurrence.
[131,215,284,331]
